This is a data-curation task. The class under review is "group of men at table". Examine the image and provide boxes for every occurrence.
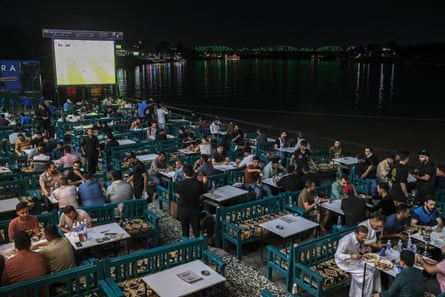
[0,202,91,286]
[322,180,445,297]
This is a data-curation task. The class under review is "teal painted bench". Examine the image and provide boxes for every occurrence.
[81,200,159,248]
[292,230,352,297]
[102,236,225,297]
[220,193,298,260]
[267,225,356,292]
[0,260,119,297]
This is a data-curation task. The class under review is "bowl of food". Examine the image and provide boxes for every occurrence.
[362,253,380,264]
[376,259,393,270]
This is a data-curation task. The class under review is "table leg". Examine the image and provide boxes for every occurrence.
[362,261,367,297]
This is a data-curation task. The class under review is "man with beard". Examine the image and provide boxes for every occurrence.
[126,152,148,199]
[389,151,410,205]
[410,196,443,232]
[413,150,436,204]
[8,202,41,242]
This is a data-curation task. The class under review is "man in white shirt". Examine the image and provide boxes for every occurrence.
[156,103,169,129]
[335,225,382,297]
[359,213,386,251]
[237,148,255,168]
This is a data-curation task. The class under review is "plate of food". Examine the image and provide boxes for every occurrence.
[362,253,380,264]
[376,259,393,270]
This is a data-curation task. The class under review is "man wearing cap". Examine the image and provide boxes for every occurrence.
[413,150,436,204]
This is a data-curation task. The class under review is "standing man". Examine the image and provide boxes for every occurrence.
[126,153,148,199]
[389,151,410,205]
[413,149,436,204]
[335,225,382,297]
[176,164,206,238]
[80,128,100,174]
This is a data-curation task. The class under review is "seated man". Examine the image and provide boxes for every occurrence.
[106,170,133,217]
[341,186,367,227]
[66,160,86,186]
[59,205,93,233]
[276,165,301,192]
[2,231,50,285]
[373,250,424,297]
[8,201,41,242]
[297,180,330,233]
[211,144,230,166]
[148,151,168,187]
[33,225,77,273]
[14,133,31,156]
[359,213,386,252]
[57,145,80,168]
[335,225,382,297]
[39,162,62,211]
[331,174,351,200]
[382,203,410,240]
[77,172,106,207]
[51,141,65,160]
[411,195,444,232]
[30,143,50,171]
[244,156,265,200]
[52,177,79,208]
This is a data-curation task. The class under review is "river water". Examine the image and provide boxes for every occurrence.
[115,59,445,162]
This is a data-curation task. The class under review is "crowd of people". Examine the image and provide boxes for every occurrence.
[2,96,445,297]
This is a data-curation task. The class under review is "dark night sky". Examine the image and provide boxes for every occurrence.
[1,0,444,48]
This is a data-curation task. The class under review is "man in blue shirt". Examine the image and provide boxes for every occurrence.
[77,172,106,207]
[411,195,444,232]
[383,203,410,239]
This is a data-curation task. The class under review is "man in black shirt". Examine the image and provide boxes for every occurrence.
[341,187,367,227]
[413,150,436,204]
[276,165,301,192]
[176,164,206,238]
[367,182,396,217]
[80,128,100,174]
[126,153,148,199]
[390,151,410,204]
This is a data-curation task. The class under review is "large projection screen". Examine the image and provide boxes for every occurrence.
[53,39,116,85]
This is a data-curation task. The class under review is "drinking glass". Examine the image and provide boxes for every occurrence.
[422,227,432,257]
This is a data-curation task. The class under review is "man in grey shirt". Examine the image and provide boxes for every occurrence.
[106,170,133,216]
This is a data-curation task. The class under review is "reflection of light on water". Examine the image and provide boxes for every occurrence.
[377,63,385,116]
[354,63,361,110]
[390,63,395,102]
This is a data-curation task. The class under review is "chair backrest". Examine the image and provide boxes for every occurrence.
[82,203,116,225]
[0,179,28,199]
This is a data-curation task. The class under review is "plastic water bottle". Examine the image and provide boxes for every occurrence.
[407,238,413,251]
[412,244,417,255]
[337,216,342,228]
[288,195,293,207]
[397,239,403,252]
[292,283,298,294]
[82,219,88,240]
[5,162,8,169]
[386,240,392,251]
[211,181,216,193]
